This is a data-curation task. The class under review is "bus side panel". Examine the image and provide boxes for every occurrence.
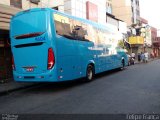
[56,39,97,81]
[74,40,92,78]
[94,45,112,73]
[56,37,78,81]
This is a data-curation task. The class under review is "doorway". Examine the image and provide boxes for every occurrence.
[0,30,12,82]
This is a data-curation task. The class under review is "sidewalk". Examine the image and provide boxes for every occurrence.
[134,57,159,64]
[0,79,38,96]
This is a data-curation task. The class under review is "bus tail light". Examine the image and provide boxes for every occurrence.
[47,48,55,70]
[12,55,15,70]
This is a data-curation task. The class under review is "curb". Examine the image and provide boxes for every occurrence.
[0,83,39,96]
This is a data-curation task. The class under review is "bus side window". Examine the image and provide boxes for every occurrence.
[81,23,91,42]
[76,25,87,41]
[54,17,74,39]
[63,23,71,36]
[55,20,64,36]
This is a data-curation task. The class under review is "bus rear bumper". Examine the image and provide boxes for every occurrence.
[13,71,58,82]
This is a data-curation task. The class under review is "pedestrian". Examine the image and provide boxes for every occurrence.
[131,52,135,61]
[130,52,135,65]
[138,53,141,63]
[131,52,135,59]
[150,52,154,59]
[144,51,149,63]
[127,54,131,66]
[141,52,145,63]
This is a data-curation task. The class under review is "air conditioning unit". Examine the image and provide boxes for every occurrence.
[30,0,40,4]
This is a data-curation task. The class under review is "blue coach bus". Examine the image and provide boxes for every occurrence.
[10,8,128,82]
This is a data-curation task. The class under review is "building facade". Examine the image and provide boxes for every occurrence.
[140,17,152,48]
[64,0,108,25]
[112,0,140,26]
[154,37,160,57]
[0,3,20,81]
[157,29,160,37]
[151,27,159,57]
[63,0,127,33]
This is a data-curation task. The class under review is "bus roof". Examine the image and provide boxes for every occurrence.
[13,8,117,33]
[51,9,117,33]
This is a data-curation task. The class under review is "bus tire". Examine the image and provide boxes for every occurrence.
[85,64,94,82]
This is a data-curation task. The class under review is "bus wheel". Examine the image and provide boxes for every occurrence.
[86,65,94,81]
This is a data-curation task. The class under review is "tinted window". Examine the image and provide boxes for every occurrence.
[11,11,47,37]
[54,14,75,40]
[54,13,117,46]
[54,14,91,42]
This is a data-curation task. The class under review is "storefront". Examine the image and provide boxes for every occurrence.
[128,36,144,55]
[0,4,20,81]
[0,30,12,81]
[153,42,160,57]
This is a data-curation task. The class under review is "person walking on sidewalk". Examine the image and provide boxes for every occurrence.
[144,51,149,63]
[138,53,141,63]
[141,52,145,63]
[131,52,135,65]
[131,52,136,59]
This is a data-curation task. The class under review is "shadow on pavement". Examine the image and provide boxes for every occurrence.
[19,68,123,95]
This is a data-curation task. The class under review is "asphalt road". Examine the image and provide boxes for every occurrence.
[0,59,160,114]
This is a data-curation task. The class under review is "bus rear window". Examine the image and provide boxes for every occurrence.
[11,11,47,39]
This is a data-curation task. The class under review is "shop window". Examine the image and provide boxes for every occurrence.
[10,0,22,9]
[30,0,40,4]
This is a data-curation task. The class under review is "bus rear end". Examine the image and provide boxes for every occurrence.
[10,8,57,82]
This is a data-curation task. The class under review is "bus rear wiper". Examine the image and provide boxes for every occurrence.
[14,32,44,39]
